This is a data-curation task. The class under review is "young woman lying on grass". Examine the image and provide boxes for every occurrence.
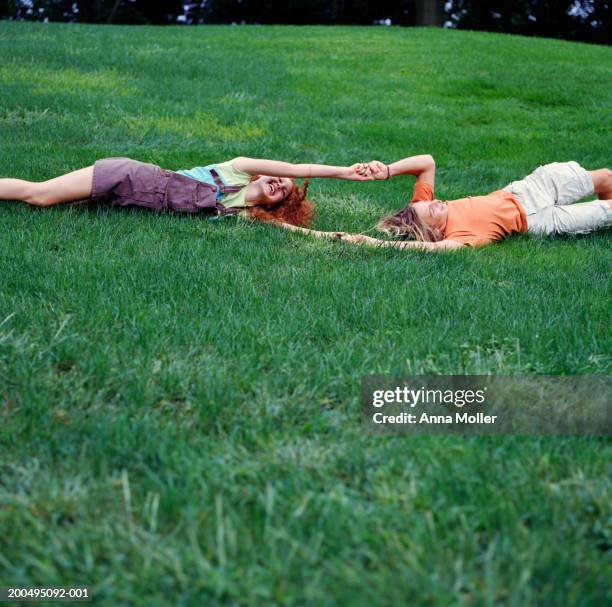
[286,155,612,251]
[0,156,375,226]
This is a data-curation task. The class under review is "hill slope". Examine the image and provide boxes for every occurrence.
[0,23,610,606]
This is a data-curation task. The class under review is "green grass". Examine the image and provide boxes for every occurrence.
[1,22,611,606]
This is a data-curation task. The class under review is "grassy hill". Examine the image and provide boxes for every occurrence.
[0,22,610,606]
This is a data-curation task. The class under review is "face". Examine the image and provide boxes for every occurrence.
[256,176,294,205]
[411,199,448,232]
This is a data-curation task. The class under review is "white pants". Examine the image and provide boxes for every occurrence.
[503,161,612,236]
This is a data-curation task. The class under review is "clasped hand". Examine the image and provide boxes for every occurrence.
[346,160,389,181]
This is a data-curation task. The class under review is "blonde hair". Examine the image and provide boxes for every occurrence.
[376,205,443,242]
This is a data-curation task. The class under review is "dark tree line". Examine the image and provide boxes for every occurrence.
[0,0,184,24]
[185,1,422,26]
[448,1,610,45]
[1,1,609,44]
[0,0,429,25]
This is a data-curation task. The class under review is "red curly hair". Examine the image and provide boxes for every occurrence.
[246,178,315,228]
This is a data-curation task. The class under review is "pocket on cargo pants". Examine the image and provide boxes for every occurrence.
[163,172,219,214]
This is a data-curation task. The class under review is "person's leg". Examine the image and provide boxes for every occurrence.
[529,199,612,236]
[503,164,557,215]
[552,200,612,234]
[537,161,594,206]
[589,168,612,200]
[506,161,601,210]
[0,166,94,207]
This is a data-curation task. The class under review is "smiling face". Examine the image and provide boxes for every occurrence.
[254,175,295,205]
[377,199,448,242]
[411,199,448,233]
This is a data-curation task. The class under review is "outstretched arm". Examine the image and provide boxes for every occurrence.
[369,154,436,186]
[341,233,463,252]
[273,222,346,240]
[233,157,373,181]
[272,223,462,252]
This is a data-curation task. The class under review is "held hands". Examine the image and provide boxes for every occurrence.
[345,163,374,181]
[367,160,390,180]
[314,230,348,240]
[344,161,390,181]
[340,233,383,246]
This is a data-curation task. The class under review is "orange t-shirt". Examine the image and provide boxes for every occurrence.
[410,181,528,247]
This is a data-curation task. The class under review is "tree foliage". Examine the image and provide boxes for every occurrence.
[447,1,610,45]
[2,0,184,24]
[185,1,416,25]
[0,1,436,26]
[1,0,609,44]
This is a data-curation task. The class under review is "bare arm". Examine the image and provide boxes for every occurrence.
[273,223,463,252]
[369,154,436,186]
[233,157,373,181]
[273,222,346,240]
[341,234,464,252]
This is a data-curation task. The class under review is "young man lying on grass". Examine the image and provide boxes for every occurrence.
[282,155,612,251]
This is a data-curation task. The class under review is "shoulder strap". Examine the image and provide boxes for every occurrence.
[215,203,243,216]
[209,168,242,194]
